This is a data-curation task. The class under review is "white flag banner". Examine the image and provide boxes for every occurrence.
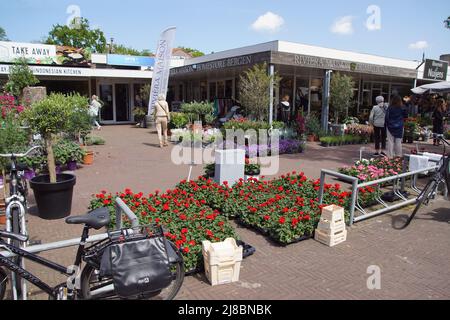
[148,26,177,117]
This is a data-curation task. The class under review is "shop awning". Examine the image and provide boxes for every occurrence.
[411,81,450,95]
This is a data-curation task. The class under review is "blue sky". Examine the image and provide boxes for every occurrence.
[0,0,449,61]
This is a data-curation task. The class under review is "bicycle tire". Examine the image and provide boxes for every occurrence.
[400,179,437,230]
[0,268,7,300]
[80,240,184,300]
[11,207,24,299]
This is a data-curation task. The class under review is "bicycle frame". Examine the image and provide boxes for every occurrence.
[0,225,92,300]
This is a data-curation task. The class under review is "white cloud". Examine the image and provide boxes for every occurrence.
[331,16,354,35]
[251,12,285,33]
[408,41,429,50]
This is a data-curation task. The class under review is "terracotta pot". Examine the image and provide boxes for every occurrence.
[0,215,6,225]
[307,135,316,142]
[83,151,94,165]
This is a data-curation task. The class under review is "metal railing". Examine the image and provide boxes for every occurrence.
[318,156,443,225]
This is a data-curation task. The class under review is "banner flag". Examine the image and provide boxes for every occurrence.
[148,27,177,117]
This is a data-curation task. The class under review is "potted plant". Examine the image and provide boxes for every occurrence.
[22,93,85,220]
[245,159,261,181]
[404,120,419,144]
[133,107,147,128]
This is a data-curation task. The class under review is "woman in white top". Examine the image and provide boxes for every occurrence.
[89,95,102,131]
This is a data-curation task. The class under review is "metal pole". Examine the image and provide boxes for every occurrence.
[269,64,275,127]
[321,70,332,133]
[349,180,358,226]
[318,171,326,204]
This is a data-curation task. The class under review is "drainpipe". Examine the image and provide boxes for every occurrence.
[321,70,332,133]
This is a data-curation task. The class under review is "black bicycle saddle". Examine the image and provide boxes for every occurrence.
[65,207,111,230]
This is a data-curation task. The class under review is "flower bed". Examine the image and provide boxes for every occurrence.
[338,157,403,182]
[90,187,238,273]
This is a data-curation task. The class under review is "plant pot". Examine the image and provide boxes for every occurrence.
[24,169,36,181]
[0,214,6,225]
[307,135,316,142]
[83,151,94,165]
[56,165,62,175]
[30,174,76,220]
[66,161,78,171]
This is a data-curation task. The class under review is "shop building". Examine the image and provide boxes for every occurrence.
[0,41,188,124]
[169,40,449,125]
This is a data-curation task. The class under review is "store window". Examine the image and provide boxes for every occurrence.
[295,77,310,114]
[200,81,208,101]
[310,78,323,117]
[209,82,216,102]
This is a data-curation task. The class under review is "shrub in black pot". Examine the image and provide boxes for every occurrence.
[23,93,86,219]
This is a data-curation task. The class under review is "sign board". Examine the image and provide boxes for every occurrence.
[107,54,155,67]
[171,52,271,76]
[271,52,418,78]
[0,41,92,66]
[0,64,91,77]
[423,59,448,81]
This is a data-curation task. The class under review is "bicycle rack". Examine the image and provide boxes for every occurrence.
[318,155,442,226]
[0,197,139,300]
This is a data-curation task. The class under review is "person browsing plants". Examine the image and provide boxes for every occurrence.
[369,96,388,157]
[153,94,171,148]
[385,95,408,158]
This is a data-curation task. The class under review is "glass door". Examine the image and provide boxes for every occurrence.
[99,84,114,122]
[115,83,130,122]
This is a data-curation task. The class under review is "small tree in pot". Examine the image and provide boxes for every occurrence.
[330,72,355,126]
[22,93,87,219]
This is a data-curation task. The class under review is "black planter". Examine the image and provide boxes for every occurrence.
[30,174,76,220]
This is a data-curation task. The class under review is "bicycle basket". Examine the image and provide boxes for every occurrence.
[99,224,173,298]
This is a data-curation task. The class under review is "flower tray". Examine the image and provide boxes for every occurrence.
[236,217,313,246]
[185,239,256,277]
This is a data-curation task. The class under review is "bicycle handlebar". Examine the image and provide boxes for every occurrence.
[0,146,41,159]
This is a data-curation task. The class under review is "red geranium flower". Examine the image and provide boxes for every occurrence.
[279,217,286,224]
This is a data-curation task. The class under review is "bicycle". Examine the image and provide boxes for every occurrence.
[399,134,450,229]
[0,205,185,300]
[0,145,41,300]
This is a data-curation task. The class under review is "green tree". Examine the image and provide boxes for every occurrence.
[445,16,450,29]
[112,44,153,56]
[330,72,355,124]
[178,47,205,57]
[4,58,39,98]
[0,27,8,41]
[238,63,281,122]
[45,18,107,53]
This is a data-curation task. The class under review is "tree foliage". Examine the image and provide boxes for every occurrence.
[330,72,355,124]
[0,27,8,41]
[4,58,39,97]
[178,47,205,57]
[45,18,107,53]
[445,16,450,29]
[238,63,281,122]
[112,44,153,56]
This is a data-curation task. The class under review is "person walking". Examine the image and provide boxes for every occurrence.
[385,95,408,158]
[432,99,446,146]
[369,96,388,156]
[153,94,171,148]
[89,95,102,131]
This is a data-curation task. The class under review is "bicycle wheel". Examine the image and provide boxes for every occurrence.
[0,268,7,300]
[80,241,184,300]
[11,207,23,299]
[400,179,437,229]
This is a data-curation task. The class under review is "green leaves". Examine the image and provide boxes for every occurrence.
[4,58,39,97]
[170,112,189,129]
[330,72,355,124]
[45,18,107,53]
[54,139,86,164]
[239,63,281,121]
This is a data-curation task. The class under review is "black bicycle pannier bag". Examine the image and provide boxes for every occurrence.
[100,236,173,298]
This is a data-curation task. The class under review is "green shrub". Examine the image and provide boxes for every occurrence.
[54,139,86,164]
[170,112,189,129]
[85,135,106,146]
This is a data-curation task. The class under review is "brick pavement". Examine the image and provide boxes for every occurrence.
[2,126,449,300]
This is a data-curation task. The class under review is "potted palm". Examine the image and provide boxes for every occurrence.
[23,93,87,220]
